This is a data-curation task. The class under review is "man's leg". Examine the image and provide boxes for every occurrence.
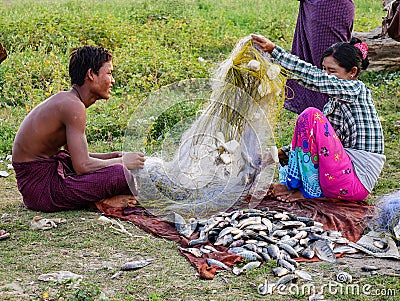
[53,164,136,209]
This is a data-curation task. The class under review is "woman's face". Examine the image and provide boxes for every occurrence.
[322,56,356,80]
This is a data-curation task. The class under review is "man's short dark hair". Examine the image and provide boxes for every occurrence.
[69,46,112,86]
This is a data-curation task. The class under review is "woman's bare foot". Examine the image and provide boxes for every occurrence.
[268,183,291,197]
[268,183,307,202]
[276,190,306,202]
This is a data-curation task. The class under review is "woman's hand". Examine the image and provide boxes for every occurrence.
[251,34,276,53]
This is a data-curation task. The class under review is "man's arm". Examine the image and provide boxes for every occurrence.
[62,101,122,174]
[63,101,145,174]
[89,152,122,160]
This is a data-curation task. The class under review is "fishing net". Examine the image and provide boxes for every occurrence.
[123,36,286,222]
[368,190,400,241]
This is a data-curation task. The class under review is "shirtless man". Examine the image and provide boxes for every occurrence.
[12,45,145,212]
[1,42,11,239]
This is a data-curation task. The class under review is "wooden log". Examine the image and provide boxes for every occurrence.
[353,27,400,72]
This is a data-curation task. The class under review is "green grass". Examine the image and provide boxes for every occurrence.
[0,0,399,300]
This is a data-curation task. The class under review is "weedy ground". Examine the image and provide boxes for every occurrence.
[0,0,399,300]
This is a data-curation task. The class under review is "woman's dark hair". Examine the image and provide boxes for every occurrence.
[321,37,369,76]
[69,46,112,86]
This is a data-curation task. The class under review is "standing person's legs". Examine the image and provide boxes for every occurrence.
[286,0,354,113]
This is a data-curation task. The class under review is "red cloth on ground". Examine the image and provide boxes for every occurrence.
[95,195,373,279]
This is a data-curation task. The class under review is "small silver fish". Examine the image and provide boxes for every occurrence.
[237,250,263,261]
[271,229,288,238]
[178,246,203,258]
[267,244,280,259]
[274,212,290,220]
[217,226,236,239]
[121,259,154,271]
[278,242,299,258]
[394,220,400,240]
[300,247,315,259]
[279,254,299,268]
[333,245,358,254]
[261,218,273,231]
[361,265,380,272]
[242,243,258,252]
[296,216,314,224]
[260,248,271,262]
[199,246,212,254]
[245,224,271,232]
[238,217,262,229]
[279,220,306,228]
[294,230,308,240]
[206,258,231,271]
[229,239,245,247]
[294,270,313,281]
[325,230,342,237]
[258,279,276,295]
[232,261,261,275]
[174,213,197,238]
[214,233,233,246]
[277,258,296,273]
[272,266,290,277]
[200,245,220,253]
[312,240,336,263]
[276,274,297,286]
[302,226,324,234]
[228,246,247,254]
[187,228,208,246]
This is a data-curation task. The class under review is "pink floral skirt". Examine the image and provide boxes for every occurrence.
[280,107,369,201]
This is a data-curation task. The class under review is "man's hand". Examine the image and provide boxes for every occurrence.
[251,34,276,53]
[123,152,146,170]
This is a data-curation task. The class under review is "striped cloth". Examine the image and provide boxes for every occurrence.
[13,150,135,212]
[285,0,355,114]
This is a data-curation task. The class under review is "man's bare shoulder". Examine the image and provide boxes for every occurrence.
[12,90,87,162]
[46,90,82,105]
[40,91,85,114]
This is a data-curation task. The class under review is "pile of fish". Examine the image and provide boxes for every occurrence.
[174,208,363,294]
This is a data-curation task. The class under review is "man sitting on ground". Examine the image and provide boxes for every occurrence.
[12,45,145,212]
[0,42,11,240]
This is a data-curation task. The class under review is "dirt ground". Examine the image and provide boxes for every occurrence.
[1,174,399,274]
[335,254,400,276]
[0,172,399,301]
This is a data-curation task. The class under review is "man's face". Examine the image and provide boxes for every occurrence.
[93,60,115,100]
